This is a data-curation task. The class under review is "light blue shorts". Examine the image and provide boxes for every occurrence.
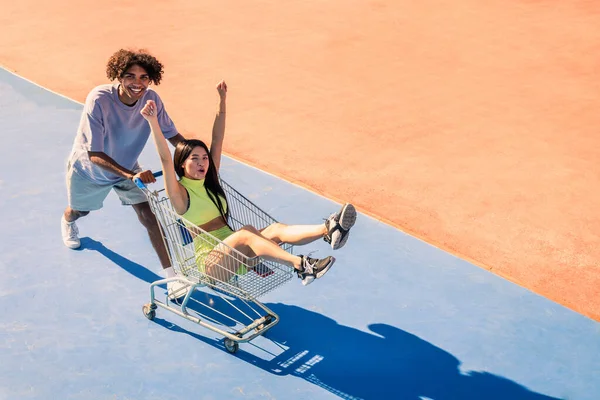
[66,165,147,211]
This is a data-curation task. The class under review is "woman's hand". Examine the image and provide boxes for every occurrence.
[140,100,158,122]
[216,80,227,99]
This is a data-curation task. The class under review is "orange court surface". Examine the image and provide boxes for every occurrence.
[1,0,599,320]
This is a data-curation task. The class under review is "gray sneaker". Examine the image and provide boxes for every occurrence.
[61,216,81,249]
[297,255,336,286]
[324,203,356,250]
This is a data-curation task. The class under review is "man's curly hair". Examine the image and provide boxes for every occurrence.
[106,49,164,85]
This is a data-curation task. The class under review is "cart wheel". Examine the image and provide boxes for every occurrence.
[142,304,156,321]
[224,338,239,354]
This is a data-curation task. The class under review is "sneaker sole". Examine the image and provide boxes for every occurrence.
[329,204,356,250]
[64,241,81,249]
[315,256,335,279]
[338,204,357,231]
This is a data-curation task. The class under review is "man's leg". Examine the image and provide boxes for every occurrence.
[64,207,89,222]
[131,202,171,269]
[63,166,108,249]
[115,179,186,299]
[113,176,171,269]
[132,201,189,300]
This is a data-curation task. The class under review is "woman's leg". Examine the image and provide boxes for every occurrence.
[204,226,302,282]
[259,203,357,250]
[260,222,326,245]
[203,225,334,285]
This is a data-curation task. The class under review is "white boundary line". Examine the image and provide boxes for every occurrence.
[1,65,81,104]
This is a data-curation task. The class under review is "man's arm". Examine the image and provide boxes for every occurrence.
[88,151,136,180]
[167,133,186,147]
[90,133,185,178]
[88,151,155,183]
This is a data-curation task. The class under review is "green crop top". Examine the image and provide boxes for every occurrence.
[178,177,228,227]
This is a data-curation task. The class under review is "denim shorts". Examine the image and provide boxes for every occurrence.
[66,164,147,211]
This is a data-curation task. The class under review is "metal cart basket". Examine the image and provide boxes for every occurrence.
[135,172,295,353]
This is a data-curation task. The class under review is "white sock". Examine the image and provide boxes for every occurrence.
[164,266,176,278]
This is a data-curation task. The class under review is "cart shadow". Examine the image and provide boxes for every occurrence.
[153,302,561,400]
[75,237,561,399]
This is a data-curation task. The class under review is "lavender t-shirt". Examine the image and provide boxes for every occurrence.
[69,83,178,184]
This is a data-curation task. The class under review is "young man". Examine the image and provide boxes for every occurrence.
[61,48,185,297]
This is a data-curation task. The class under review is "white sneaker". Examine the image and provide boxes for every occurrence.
[61,216,81,249]
[167,280,189,301]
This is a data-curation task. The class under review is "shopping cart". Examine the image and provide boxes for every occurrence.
[135,171,295,353]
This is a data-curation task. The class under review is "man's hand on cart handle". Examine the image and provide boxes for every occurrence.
[132,170,156,184]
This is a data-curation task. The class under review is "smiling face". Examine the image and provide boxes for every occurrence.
[117,64,150,105]
[182,146,210,180]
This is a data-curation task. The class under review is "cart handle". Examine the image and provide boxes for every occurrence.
[134,170,163,190]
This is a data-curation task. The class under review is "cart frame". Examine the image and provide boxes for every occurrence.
[135,172,295,353]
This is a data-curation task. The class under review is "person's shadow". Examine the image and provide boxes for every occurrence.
[81,237,562,400]
[78,237,163,285]
[154,303,562,400]
[250,304,563,400]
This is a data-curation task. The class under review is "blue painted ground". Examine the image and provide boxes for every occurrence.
[0,67,598,400]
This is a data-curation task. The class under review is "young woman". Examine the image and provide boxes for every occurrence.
[140,81,356,289]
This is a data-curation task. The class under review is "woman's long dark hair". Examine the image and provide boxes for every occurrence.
[173,139,230,227]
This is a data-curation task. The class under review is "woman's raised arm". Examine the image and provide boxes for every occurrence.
[210,80,227,172]
[141,100,189,215]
